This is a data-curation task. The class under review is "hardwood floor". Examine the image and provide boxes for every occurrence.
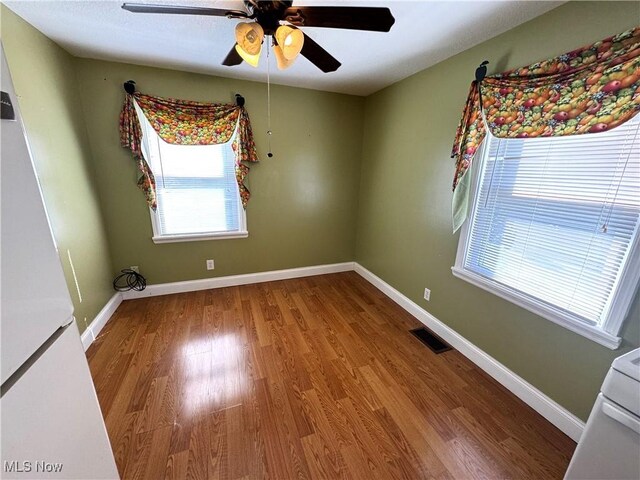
[87,271,575,479]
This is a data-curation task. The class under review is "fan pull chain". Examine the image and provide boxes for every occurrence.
[266,36,273,158]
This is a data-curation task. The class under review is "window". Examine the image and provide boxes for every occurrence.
[135,102,247,243]
[453,114,640,349]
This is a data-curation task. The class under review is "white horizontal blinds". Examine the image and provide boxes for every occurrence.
[466,115,640,327]
[134,101,242,236]
[154,140,240,235]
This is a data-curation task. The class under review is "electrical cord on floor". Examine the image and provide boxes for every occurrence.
[113,269,147,292]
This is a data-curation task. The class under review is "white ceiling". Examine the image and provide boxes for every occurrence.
[3,0,563,96]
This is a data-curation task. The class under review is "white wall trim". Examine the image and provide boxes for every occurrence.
[80,293,123,351]
[121,262,356,300]
[451,266,621,350]
[353,262,585,442]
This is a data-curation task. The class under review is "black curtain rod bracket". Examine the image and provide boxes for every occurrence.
[235,93,245,107]
[475,61,489,82]
[124,80,136,94]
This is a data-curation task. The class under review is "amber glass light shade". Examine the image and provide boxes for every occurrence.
[274,25,304,61]
[235,22,264,67]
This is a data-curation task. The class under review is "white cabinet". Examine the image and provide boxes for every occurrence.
[1,323,119,479]
[565,348,640,480]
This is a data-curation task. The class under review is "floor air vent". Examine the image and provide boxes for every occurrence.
[410,327,452,354]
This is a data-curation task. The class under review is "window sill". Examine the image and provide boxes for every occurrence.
[152,231,248,244]
[451,266,622,350]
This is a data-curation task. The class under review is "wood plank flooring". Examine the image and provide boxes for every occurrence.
[87,271,575,479]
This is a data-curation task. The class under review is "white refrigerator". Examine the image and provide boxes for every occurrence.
[0,45,119,479]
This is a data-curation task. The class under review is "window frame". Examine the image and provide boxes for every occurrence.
[149,212,248,244]
[452,133,640,350]
[134,101,248,244]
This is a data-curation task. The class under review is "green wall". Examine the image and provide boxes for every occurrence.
[73,59,364,283]
[355,1,640,421]
[1,6,115,333]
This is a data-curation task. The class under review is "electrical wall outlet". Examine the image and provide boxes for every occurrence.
[130,265,139,273]
[423,288,431,301]
[206,259,215,270]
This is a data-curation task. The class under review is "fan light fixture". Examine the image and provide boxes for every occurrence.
[234,21,304,70]
[274,25,304,61]
[235,22,264,67]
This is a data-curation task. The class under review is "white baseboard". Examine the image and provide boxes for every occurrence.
[80,293,123,351]
[121,262,355,300]
[353,263,585,442]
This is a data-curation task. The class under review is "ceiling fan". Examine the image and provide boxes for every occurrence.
[121,1,395,73]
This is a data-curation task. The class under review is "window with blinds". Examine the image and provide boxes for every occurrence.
[135,102,247,242]
[453,114,640,348]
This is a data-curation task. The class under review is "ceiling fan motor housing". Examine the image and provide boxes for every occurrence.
[246,0,293,35]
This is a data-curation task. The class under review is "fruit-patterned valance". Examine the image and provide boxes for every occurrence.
[120,91,258,210]
[451,27,640,232]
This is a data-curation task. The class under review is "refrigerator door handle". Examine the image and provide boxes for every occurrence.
[602,400,640,435]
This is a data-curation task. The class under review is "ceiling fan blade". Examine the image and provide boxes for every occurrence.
[284,6,395,32]
[300,33,341,73]
[121,3,248,18]
[222,46,243,66]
